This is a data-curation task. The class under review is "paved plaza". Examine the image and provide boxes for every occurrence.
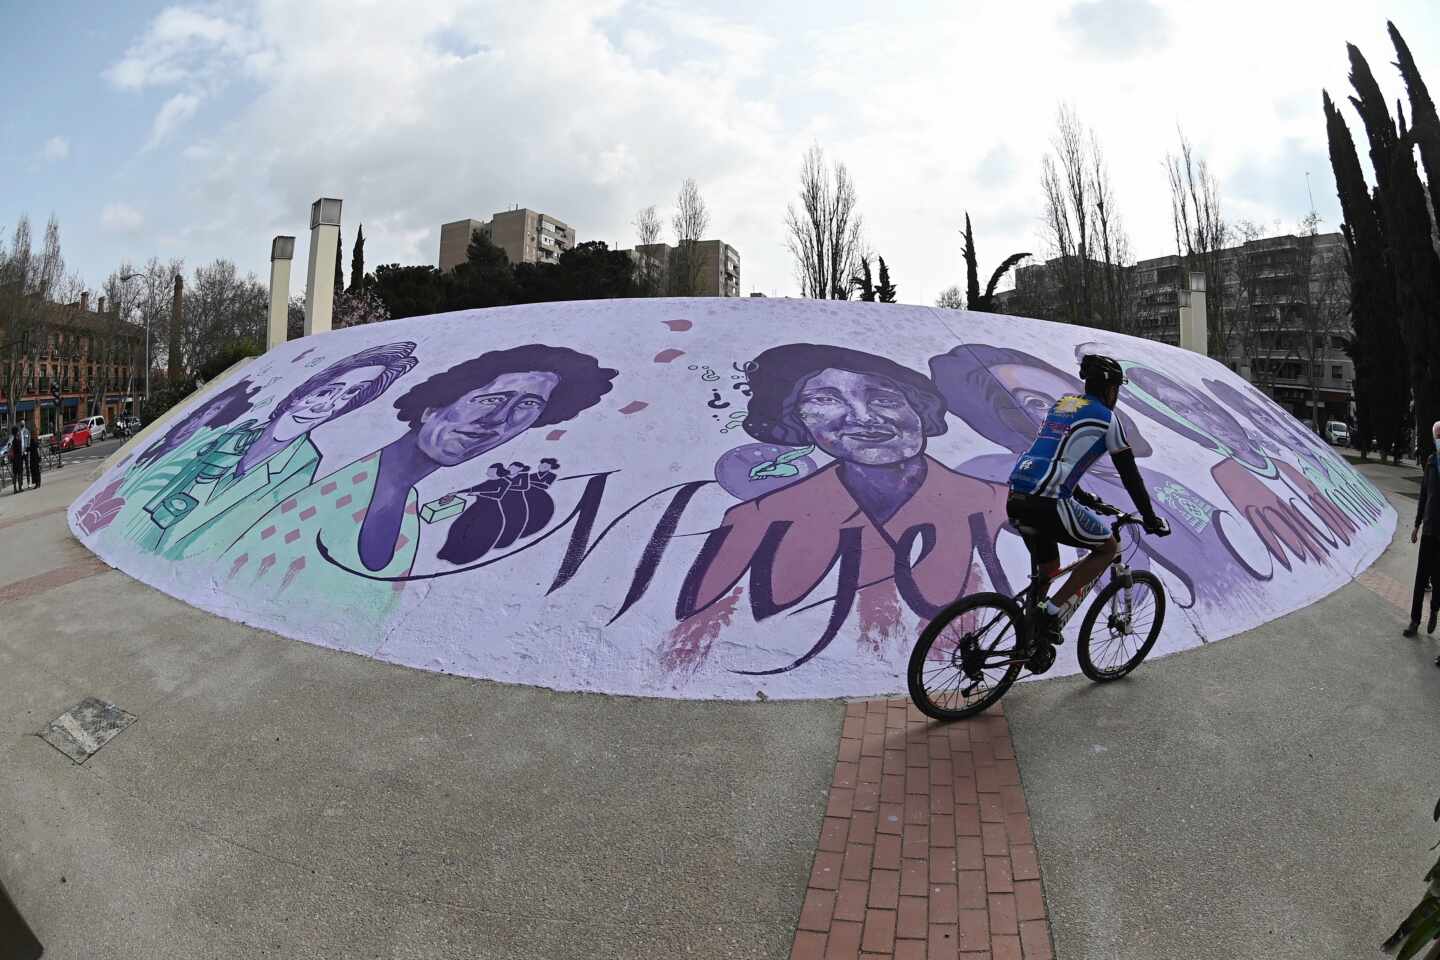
[0,456,1435,959]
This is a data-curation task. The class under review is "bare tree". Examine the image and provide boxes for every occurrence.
[1166,128,1230,356]
[785,144,865,299]
[1039,105,1133,330]
[669,179,710,296]
[0,215,67,429]
[632,204,663,296]
[180,259,266,374]
[935,285,965,309]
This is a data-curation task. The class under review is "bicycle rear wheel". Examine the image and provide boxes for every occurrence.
[1077,571,1166,682]
[908,592,1025,721]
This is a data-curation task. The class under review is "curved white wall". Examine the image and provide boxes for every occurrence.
[70,298,1393,699]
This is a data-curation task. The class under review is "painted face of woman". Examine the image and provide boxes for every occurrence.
[272,365,385,443]
[795,368,924,466]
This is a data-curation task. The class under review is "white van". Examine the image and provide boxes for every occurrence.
[1324,420,1350,446]
[81,415,107,440]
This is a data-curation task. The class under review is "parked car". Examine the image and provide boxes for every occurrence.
[1325,420,1350,446]
[59,422,91,450]
[81,415,107,440]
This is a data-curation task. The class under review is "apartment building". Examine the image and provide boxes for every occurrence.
[628,239,742,297]
[996,231,1353,424]
[438,209,577,271]
[3,292,144,436]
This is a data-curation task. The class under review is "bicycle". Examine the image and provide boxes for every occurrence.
[907,503,1168,721]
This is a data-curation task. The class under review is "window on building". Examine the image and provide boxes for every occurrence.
[1331,365,1343,380]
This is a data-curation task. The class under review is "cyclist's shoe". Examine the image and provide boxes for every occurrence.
[1034,609,1064,646]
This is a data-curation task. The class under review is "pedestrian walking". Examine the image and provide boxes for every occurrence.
[1405,422,1440,657]
[8,427,23,495]
[28,433,41,488]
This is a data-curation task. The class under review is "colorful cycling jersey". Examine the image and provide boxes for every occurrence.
[1008,392,1130,499]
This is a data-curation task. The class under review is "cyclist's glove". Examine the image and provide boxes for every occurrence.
[1142,515,1171,537]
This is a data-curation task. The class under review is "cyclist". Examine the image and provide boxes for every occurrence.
[1006,353,1170,650]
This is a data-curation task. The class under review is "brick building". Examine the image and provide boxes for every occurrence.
[2,292,144,437]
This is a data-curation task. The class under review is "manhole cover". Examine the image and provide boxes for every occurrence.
[39,697,136,763]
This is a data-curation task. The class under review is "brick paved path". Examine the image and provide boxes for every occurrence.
[792,698,1052,960]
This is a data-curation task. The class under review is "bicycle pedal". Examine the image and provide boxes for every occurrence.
[1026,642,1056,675]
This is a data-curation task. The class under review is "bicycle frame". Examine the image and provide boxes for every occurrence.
[965,513,1144,674]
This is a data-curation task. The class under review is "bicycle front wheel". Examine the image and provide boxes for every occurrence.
[1077,571,1166,682]
[908,592,1025,721]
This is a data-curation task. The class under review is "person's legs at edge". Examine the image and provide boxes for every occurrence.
[1408,534,1432,635]
[1426,535,1440,634]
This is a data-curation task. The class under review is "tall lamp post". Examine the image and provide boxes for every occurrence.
[116,272,150,413]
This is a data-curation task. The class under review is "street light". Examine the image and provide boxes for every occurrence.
[117,272,149,409]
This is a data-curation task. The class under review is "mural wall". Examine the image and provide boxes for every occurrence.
[69,298,1394,699]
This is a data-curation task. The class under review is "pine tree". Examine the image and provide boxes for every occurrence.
[876,257,896,303]
[350,224,365,293]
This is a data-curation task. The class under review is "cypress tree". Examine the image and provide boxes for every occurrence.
[334,230,344,295]
[1325,90,1405,460]
[962,214,981,309]
[876,257,896,303]
[851,258,875,301]
[1348,42,1440,459]
[350,224,366,292]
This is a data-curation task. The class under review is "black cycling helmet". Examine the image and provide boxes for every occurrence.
[1079,353,1126,388]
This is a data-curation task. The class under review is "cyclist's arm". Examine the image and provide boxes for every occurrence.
[1104,416,1158,521]
[1072,486,1102,509]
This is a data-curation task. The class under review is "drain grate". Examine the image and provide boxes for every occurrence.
[39,697,136,764]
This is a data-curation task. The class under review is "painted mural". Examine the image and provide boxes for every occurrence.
[70,299,1394,699]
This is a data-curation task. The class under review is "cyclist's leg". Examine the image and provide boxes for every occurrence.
[1049,498,1118,607]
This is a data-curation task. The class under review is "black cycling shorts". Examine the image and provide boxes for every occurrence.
[1006,492,1112,567]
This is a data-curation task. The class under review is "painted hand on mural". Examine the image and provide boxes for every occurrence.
[357,346,615,573]
[75,478,125,535]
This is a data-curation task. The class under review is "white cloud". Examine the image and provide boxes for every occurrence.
[40,136,69,161]
[146,92,202,150]
[101,203,145,234]
[95,0,1440,305]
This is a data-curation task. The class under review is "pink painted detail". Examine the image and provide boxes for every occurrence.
[352,508,367,523]
[336,494,352,509]
[280,499,298,514]
[75,479,125,534]
[404,502,418,515]
[299,506,317,521]
[256,554,277,579]
[546,430,566,441]
[284,530,300,544]
[227,554,249,579]
[352,471,369,484]
[392,581,406,593]
[661,585,742,675]
[321,482,338,495]
[395,534,410,551]
[618,401,649,415]
[856,580,903,658]
[260,525,277,540]
[279,555,307,593]
[653,348,685,363]
[663,319,693,331]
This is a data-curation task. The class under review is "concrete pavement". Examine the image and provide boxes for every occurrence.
[1005,456,1440,960]
[0,467,840,959]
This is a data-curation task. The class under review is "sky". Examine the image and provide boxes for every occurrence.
[3,0,1438,307]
